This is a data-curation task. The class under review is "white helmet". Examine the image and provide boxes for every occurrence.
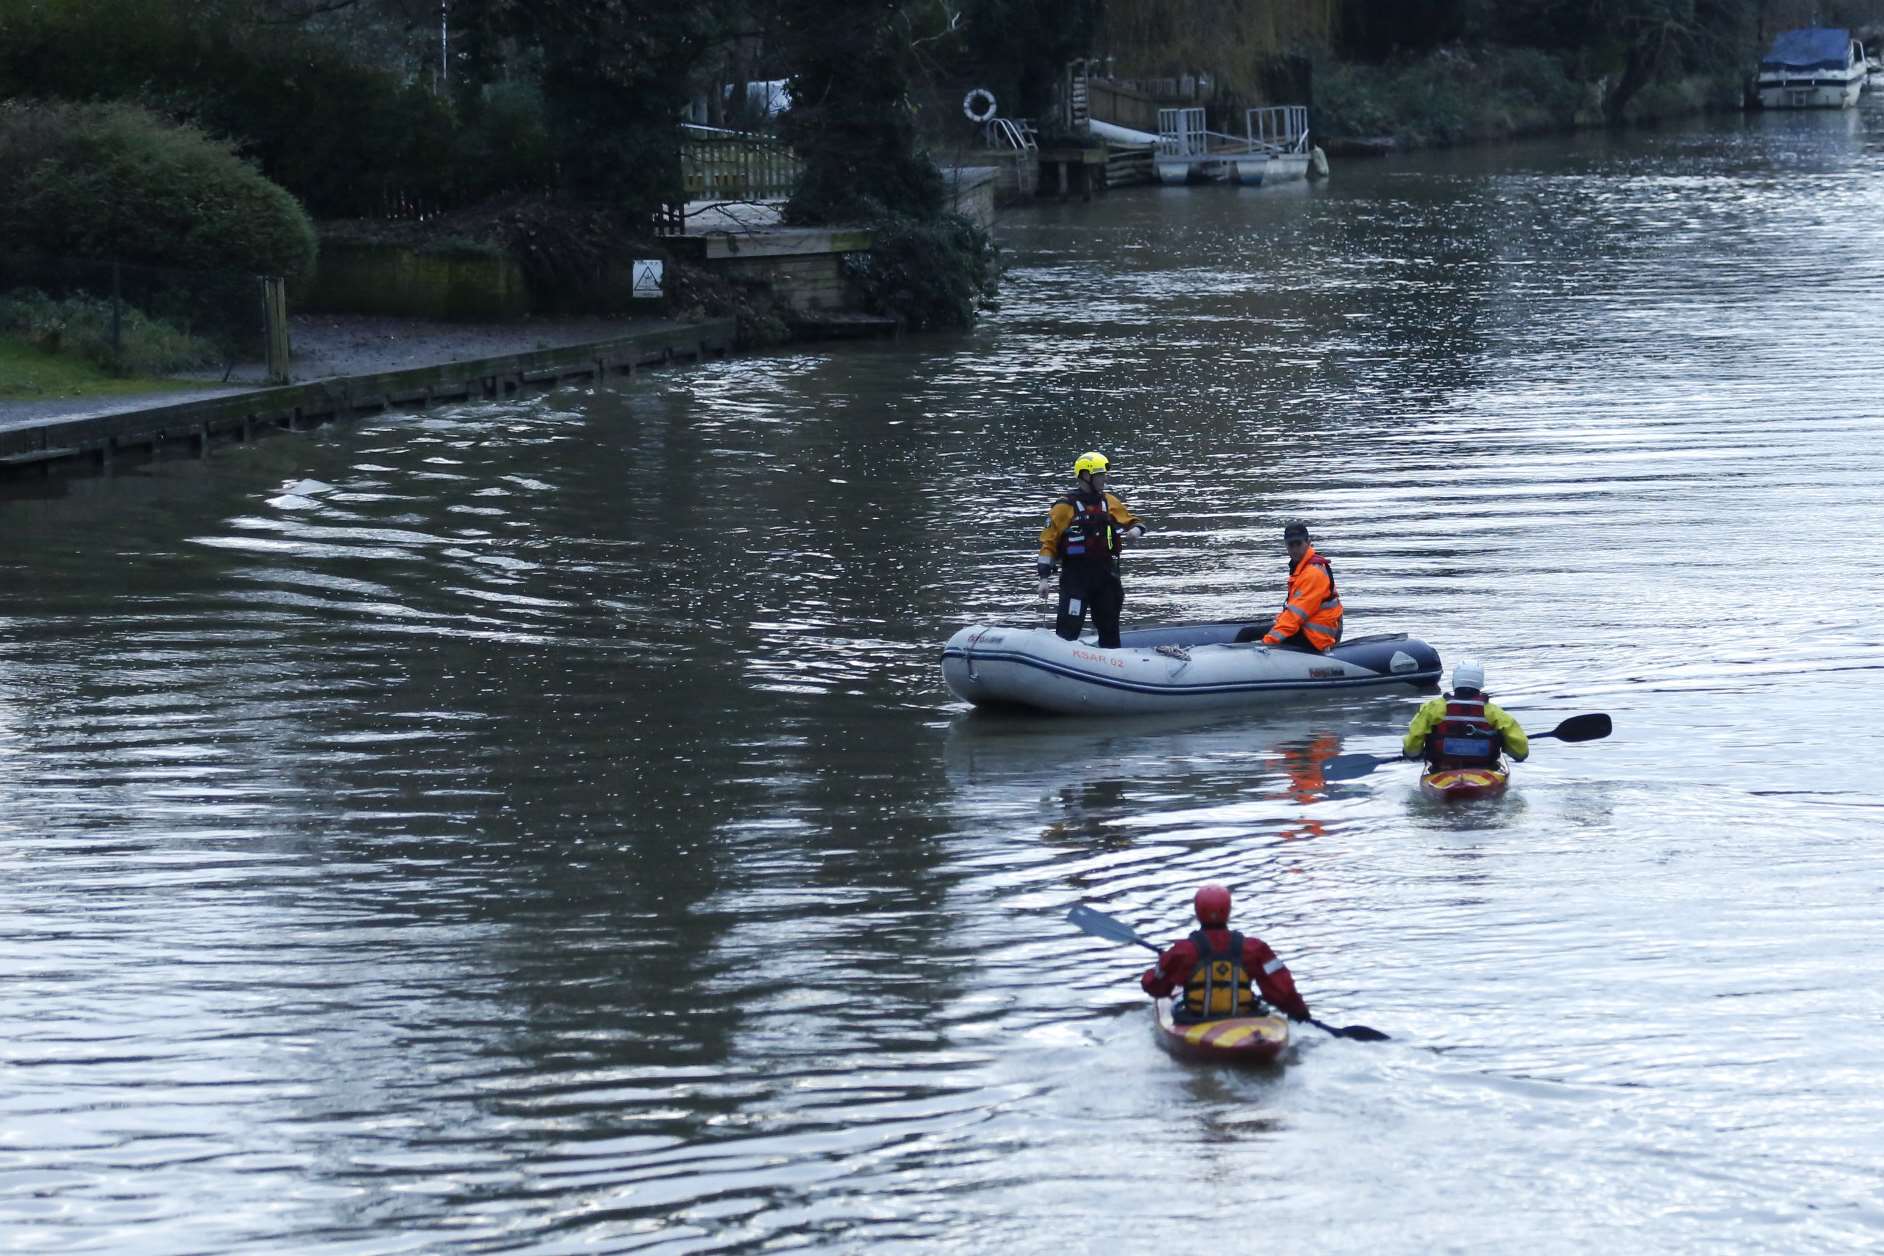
[1451,659,1485,693]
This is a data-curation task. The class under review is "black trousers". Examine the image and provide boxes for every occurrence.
[1056,568,1124,648]
[1266,628,1324,653]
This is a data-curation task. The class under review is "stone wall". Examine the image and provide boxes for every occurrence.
[693,228,873,315]
[298,242,532,320]
[299,240,647,321]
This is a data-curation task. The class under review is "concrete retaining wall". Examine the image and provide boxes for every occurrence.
[943,167,1000,228]
[299,241,534,320]
[299,241,652,321]
[690,228,872,315]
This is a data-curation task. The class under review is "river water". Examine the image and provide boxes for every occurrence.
[5,107,1884,1253]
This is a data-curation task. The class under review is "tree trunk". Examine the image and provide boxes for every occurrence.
[1605,26,1670,123]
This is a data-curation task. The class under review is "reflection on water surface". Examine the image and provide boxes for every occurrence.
[4,110,1884,1253]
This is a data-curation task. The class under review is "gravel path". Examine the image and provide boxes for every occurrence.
[0,312,678,433]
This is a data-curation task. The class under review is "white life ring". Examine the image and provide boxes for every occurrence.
[963,88,998,124]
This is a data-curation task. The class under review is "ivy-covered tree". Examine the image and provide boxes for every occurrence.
[1487,0,1761,118]
[1338,0,1488,59]
[1331,0,1766,121]
[955,0,1102,120]
[485,0,721,219]
[773,0,946,223]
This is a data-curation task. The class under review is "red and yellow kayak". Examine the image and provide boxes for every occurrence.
[1152,999,1290,1065]
[1419,765,1509,801]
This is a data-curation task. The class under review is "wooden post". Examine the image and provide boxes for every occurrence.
[261,277,291,385]
[110,260,123,367]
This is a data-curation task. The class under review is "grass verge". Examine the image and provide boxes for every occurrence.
[0,335,211,402]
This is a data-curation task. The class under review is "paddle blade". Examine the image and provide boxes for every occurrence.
[1544,712,1612,743]
[1312,1017,1390,1042]
[1066,903,1155,949]
[1321,753,1391,782]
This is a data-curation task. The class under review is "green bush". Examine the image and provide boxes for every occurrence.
[0,2,555,220]
[0,100,317,281]
[842,213,1001,332]
[453,82,557,200]
[0,287,219,376]
[1315,45,1595,149]
[1623,73,1737,123]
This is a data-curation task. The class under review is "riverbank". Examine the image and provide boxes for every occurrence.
[1313,45,1742,155]
[0,312,680,432]
[0,316,735,478]
[0,173,1014,479]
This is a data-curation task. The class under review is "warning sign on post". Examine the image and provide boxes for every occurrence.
[632,259,664,299]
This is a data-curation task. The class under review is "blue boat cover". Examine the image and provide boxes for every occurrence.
[1762,28,1853,71]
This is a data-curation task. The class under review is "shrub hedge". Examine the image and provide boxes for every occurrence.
[842,213,1001,332]
[0,100,317,281]
[1314,46,1595,149]
[0,1,554,220]
[0,288,220,376]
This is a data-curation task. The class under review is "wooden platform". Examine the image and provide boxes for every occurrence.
[1035,144,1109,200]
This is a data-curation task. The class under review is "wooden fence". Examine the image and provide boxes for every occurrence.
[1087,78,1161,133]
[679,124,802,203]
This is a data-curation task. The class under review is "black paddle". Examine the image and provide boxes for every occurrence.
[1064,903,1389,1042]
[1320,712,1613,783]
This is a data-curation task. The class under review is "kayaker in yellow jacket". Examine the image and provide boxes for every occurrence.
[1036,451,1145,649]
[1404,659,1529,770]
[1261,521,1343,652]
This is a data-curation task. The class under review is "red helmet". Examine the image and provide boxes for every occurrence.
[1194,884,1232,927]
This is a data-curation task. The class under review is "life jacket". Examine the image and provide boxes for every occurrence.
[1282,551,1343,649]
[1304,555,1338,602]
[1428,691,1502,768]
[1055,491,1119,570]
[1180,929,1257,1020]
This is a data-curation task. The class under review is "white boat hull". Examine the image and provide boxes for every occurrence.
[1759,72,1864,108]
[940,622,1441,716]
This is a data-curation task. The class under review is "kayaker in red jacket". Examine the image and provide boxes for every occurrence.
[1140,885,1311,1023]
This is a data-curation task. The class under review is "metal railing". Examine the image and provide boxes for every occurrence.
[1155,107,1248,156]
[1246,106,1310,156]
[983,117,1038,152]
[1154,105,1311,159]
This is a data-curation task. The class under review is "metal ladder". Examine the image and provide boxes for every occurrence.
[1066,58,1090,131]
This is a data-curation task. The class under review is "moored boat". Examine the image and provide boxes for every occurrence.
[1419,765,1510,801]
[1757,28,1868,109]
[940,622,1440,716]
[1153,998,1290,1065]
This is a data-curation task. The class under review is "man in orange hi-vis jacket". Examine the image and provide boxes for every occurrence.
[1261,520,1343,653]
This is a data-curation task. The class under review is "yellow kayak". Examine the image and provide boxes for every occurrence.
[1152,998,1290,1065]
[1419,765,1509,801]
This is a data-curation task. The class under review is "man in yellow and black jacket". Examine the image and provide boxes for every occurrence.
[1404,659,1529,770]
[1037,451,1144,649]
